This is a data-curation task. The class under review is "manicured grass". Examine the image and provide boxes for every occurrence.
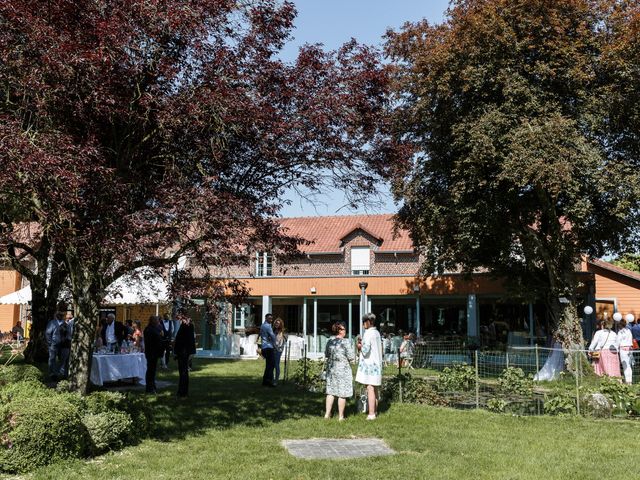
[6,358,638,480]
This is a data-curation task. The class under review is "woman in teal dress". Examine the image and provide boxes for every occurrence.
[324,321,355,421]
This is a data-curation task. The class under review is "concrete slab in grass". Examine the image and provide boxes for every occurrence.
[282,438,395,460]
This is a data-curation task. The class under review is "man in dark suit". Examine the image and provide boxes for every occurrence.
[45,311,65,380]
[160,313,174,369]
[143,315,163,394]
[101,313,126,351]
[174,311,196,398]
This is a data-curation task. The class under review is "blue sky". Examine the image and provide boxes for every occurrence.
[279,0,450,217]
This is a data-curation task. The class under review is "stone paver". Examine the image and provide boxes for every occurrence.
[282,438,395,460]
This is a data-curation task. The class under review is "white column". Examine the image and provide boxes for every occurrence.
[348,299,353,339]
[467,294,478,339]
[262,295,271,316]
[303,298,308,349]
[313,297,318,353]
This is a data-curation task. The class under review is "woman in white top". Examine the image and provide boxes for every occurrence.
[355,313,383,420]
[588,319,620,378]
[616,318,634,384]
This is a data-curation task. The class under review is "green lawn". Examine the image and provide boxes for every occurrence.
[6,358,638,480]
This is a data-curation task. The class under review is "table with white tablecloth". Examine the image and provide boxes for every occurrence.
[90,353,147,386]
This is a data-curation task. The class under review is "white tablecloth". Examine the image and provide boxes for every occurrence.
[90,353,147,386]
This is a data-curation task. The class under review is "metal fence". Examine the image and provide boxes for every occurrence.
[386,343,640,417]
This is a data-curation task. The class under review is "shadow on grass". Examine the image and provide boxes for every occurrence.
[145,358,331,442]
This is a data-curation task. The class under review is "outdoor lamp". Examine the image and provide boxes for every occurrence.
[625,313,635,323]
[613,312,623,322]
[583,306,593,316]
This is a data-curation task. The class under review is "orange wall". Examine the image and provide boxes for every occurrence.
[589,265,640,318]
[241,274,506,297]
[0,270,21,332]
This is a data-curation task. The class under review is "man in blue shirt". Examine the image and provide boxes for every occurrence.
[260,313,277,387]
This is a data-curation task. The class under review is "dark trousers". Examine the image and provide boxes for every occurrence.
[48,345,62,378]
[262,348,275,385]
[163,343,172,366]
[177,354,190,397]
[145,356,158,392]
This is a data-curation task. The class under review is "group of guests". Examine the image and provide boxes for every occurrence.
[142,311,196,397]
[323,312,383,421]
[588,317,640,384]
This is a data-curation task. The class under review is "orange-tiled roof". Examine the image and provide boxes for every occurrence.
[279,214,414,254]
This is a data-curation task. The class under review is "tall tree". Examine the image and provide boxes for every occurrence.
[386,0,640,347]
[0,0,394,392]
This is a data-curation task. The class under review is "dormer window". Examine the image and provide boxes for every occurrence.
[256,252,272,277]
[351,247,370,275]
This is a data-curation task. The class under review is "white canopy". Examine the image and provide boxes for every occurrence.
[0,285,32,305]
[103,268,169,305]
[0,268,170,306]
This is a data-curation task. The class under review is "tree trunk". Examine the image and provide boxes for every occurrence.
[66,251,102,395]
[68,292,98,395]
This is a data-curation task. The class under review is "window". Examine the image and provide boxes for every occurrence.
[255,252,273,277]
[351,247,370,275]
[234,304,247,329]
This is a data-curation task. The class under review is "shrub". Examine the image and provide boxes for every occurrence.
[0,395,88,473]
[82,412,133,454]
[596,376,637,416]
[487,398,508,413]
[436,364,475,392]
[85,391,128,414]
[544,389,577,416]
[85,390,151,442]
[497,367,533,396]
[291,359,325,392]
[381,374,449,406]
[0,364,44,386]
[0,380,49,403]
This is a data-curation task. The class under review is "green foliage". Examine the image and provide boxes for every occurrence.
[595,376,638,416]
[0,379,49,403]
[544,390,577,416]
[0,364,44,385]
[84,390,151,441]
[387,0,640,333]
[487,398,508,413]
[0,395,88,473]
[436,364,475,392]
[610,254,640,273]
[82,412,133,455]
[381,374,449,406]
[291,359,325,393]
[497,367,533,396]
[85,391,128,414]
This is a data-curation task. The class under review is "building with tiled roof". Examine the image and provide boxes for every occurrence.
[2,215,639,359]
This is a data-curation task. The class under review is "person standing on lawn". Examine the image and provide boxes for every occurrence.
[273,317,286,385]
[259,313,277,387]
[324,321,355,421]
[174,311,196,398]
[143,315,163,394]
[616,317,634,384]
[355,313,383,420]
